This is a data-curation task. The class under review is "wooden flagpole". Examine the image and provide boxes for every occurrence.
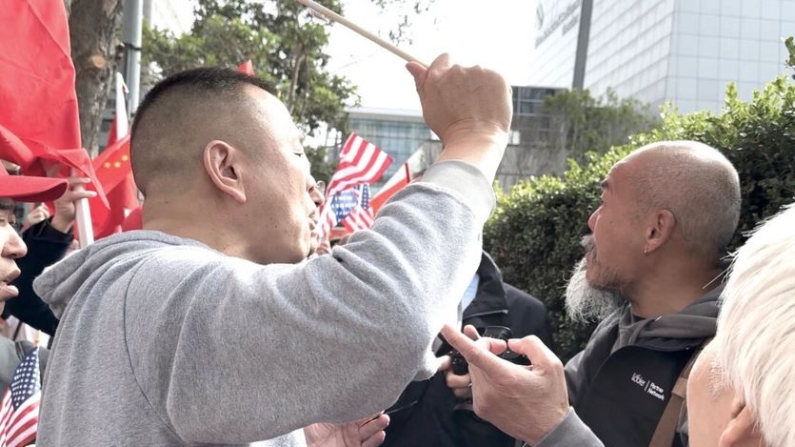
[295,0,428,68]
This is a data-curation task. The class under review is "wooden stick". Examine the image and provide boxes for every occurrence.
[295,0,428,68]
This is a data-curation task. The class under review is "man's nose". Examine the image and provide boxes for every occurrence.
[3,229,27,260]
[587,208,599,231]
[309,180,326,207]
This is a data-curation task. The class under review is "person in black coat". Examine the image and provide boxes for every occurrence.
[382,251,554,447]
[2,176,92,336]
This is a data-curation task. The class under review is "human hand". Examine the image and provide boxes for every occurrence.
[304,413,389,447]
[24,205,50,228]
[51,177,97,233]
[405,54,512,147]
[440,324,570,446]
[436,354,472,399]
[405,54,511,181]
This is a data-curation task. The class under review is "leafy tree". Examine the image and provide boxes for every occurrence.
[541,88,659,166]
[68,0,124,155]
[143,0,357,135]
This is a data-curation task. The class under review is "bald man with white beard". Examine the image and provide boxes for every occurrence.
[444,141,742,447]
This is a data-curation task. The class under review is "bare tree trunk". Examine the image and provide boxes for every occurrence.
[69,0,123,156]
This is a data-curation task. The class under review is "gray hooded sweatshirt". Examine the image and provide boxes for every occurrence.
[32,161,494,447]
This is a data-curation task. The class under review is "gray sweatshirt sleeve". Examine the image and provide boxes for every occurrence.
[534,409,604,447]
[125,160,495,444]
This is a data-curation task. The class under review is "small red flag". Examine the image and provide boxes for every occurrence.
[237,60,255,76]
[89,135,135,238]
[94,175,138,238]
[0,1,107,208]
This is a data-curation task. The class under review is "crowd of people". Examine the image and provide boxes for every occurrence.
[0,53,790,447]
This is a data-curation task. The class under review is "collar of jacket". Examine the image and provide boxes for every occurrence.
[463,252,510,320]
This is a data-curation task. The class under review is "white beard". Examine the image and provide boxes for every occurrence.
[565,257,623,323]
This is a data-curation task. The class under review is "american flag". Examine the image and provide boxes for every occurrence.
[316,133,392,238]
[320,184,375,235]
[324,133,392,198]
[342,183,374,232]
[0,349,40,447]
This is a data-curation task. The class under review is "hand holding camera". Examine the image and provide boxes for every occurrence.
[441,326,531,424]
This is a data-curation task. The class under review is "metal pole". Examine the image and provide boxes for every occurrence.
[572,0,594,90]
[122,0,143,116]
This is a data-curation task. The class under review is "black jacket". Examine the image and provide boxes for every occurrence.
[565,285,722,447]
[3,219,72,336]
[382,252,554,447]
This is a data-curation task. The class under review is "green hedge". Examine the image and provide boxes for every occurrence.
[484,78,795,362]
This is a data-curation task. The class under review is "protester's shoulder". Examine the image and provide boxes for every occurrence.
[137,242,229,270]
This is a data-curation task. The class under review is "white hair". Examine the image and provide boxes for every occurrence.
[564,257,622,322]
[713,203,795,447]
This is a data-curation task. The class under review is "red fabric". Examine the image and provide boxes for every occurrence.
[237,60,255,76]
[106,117,119,147]
[0,1,107,208]
[90,135,136,238]
[370,162,411,215]
[94,174,137,238]
[121,205,142,232]
[0,0,80,151]
[0,162,67,203]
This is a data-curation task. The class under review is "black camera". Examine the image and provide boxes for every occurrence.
[446,326,529,425]
[448,326,519,375]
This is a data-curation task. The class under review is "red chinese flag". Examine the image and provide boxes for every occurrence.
[0,0,80,151]
[0,1,107,206]
[95,175,138,238]
[89,135,135,238]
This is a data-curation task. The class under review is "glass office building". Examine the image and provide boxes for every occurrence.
[346,86,562,190]
[530,0,795,113]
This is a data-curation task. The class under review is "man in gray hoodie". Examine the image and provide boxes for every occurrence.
[442,141,741,447]
[32,54,512,446]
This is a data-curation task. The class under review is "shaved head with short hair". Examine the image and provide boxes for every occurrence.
[624,141,741,261]
[131,67,322,264]
[131,68,276,196]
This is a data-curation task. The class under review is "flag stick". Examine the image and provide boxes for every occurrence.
[295,0,428,68]
[73,170,94,248]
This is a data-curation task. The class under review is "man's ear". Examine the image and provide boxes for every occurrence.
[644,209,676,255]
[202,140,246,204]
[719,402,766,447]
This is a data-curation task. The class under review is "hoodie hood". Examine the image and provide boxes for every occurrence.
[33,231,209,319]
[614,284,722,351]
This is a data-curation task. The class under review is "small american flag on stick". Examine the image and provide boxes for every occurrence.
[0,349,41,447]
[316,134,392,238]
